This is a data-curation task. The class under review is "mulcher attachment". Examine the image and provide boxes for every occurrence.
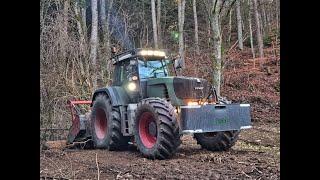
[66,100,92,147]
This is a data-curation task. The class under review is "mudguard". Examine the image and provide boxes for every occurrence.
[91,86,130,106]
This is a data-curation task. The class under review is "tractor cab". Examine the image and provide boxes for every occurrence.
[111,49,170,82]
[111,49,172,101]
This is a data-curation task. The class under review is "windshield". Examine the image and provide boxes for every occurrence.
[138,59,169,79]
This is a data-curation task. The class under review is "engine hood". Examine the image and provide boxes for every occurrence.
[172,76,210,100]
[145,76,211,106]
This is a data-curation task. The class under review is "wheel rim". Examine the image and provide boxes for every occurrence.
[139,112,157,148]
[95,108,107,139]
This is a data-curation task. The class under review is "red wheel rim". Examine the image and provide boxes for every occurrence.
[95,108,107,139]
[139,112,157,148]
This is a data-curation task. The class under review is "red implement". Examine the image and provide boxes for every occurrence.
[66,100,92,144]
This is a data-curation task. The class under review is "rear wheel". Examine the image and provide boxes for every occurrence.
[90,94,129,150]
[134,98,181,159]
[194,130,240,151]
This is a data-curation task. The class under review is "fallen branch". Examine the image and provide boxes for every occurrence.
[227,33,249,53]
[40,176,71,180]
[96,153,100,180]
[241,171,251,178]
[65,139,91,149]
[254,167,263,174]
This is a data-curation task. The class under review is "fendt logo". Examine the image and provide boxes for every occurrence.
[213,118,229,125]
[194,86,204,90]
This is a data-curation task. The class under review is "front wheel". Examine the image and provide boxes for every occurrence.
[194,131,240,151]
[134,98,181,159]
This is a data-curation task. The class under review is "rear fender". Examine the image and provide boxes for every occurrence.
[91,86,129,107]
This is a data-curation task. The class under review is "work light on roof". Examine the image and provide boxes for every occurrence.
[138,50,166,57]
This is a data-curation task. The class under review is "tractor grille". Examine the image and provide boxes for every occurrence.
[173,77,210,100]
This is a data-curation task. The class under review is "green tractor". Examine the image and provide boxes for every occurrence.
[67,48,251,159]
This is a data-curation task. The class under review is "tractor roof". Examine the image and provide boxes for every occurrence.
[111,48,167,65]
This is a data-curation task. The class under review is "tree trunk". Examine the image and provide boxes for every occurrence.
[105,0,113,84]
[211,0,222,96]
[261,0,267,35]
[236,0,243,50]
[275,0,279,31]
[90,0,99,90]
[193,0,200,55]
[100,0,107,44]
[248,0,255,67]
[228,8,232,46]
[73,1,84,48]
[163,0,167,48]
[106,1,113,61]
[252,0,264,67]
[99,0,106,85]
[73,1,86,76]
[157,0,162,48]
[62,0,69,58]
[151,0,158,48]
[178,0,186,69]
[266,3,271,34]
[81,5,87,37]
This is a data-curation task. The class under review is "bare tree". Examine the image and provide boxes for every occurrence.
[73,1,85,49]
[275,0,279,31]
[151,0,158,48]
[260,0,267,35]
[178,0,186,69]
[90,0,99,90]
[236,0,243,50]
[248,0,256,67]
[193,0,200,55]
[61,0,69,58]
[252,0,264,67]
[81,2,87,35]
[157,0,162,47]
[105,0,114,83]
[211,0,223,96]
[100,0,107,44]
[99,0,105,84]
[228,8,232,45]
[73,0,87,76]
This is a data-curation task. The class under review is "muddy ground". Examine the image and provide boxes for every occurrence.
[40,121,279,179]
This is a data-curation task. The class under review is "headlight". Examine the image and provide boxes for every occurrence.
[187,101,199,106]
[127,82,137,91]
[132,75,138,81]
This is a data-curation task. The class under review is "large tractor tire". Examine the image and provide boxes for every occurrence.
[90,94,130,150]
[194,131,240,151]
[194,97,240,151]
[134,98,181,159]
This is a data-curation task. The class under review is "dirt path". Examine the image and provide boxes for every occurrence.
[40,121,279,179]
